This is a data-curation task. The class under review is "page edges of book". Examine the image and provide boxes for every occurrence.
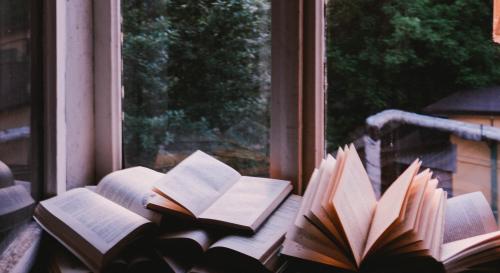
[35,217,100,272]
[207,195,301,262]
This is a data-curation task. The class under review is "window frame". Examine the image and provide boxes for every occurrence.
[94,0,123,181]
[0,0,44,200]
[271,0,326,194]
[29,0,44,200]
[43,0,326,196]
[43,0,67,196]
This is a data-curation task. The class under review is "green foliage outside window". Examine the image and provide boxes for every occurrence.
[122,0,270,171]
[327,0,500,149]
[122,0,500,169]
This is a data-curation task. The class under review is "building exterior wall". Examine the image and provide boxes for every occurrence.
[450,115,500,212]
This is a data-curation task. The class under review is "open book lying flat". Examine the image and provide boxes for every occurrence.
[148,150,293,233]
[156,194,301,273]
[34,167,165,272]
[441,191,500,273]
[282,144,447,271]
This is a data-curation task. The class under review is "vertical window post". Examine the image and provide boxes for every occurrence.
[303,0,326,189]
[271,0,304,194]
[43,0,67,196]
[271,0,325,194]
[94,0,123,180]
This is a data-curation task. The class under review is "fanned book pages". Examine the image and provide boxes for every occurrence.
[282,144,452,271]
[156,195,302,273]
[34,167,165,272]
[148,150,293,233]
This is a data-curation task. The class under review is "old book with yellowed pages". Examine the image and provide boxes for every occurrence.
[440,192,500,273]
[34,167,165,272]
[148,150,293,233]
[281,144,500,272]
[156,194,301,273]
[283,145,454,271]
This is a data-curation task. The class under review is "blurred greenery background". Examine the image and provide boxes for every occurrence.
[122,0,500,174]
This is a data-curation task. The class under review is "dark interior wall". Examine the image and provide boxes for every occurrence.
[0,0,30,111]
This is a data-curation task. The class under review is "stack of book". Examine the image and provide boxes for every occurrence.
[33,147,500,272]
[282,145,500,273]
[34,150,300,273]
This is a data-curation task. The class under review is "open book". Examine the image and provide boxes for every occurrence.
[441,191,500,273]
[282,144,448,271]
[34,167,164,272]
[156,195,301,273]
[148,150,293,233]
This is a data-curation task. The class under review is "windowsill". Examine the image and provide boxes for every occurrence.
[0,221,42,273]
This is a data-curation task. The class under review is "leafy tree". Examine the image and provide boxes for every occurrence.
[122,0,270,167]
[327,0,500,149]
[165,0,270,130]
[122,0,171,166]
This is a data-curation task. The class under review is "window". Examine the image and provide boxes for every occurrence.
[326,0,500,217]
[122,0,272,177]
[0,0,42,254]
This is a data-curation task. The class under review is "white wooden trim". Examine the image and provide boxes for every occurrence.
[302,0,326,190]
[43,0,67,196]
[55,0,67,195]
[94,0,123,180]
[64,0,96,190]
[42,0,121,195]
[270,0,304,194]
[271,0,326,194]
[40,0,324,195]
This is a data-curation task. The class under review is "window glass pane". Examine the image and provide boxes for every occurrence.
[0,0,40,255]
[326,1,500,217]
[122,0,271,176]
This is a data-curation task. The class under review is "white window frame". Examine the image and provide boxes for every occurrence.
[93,0,123,180]
[43,0,121,196]
[43,0,326,196]
[271,0,326,194]
[44,0,67,195]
